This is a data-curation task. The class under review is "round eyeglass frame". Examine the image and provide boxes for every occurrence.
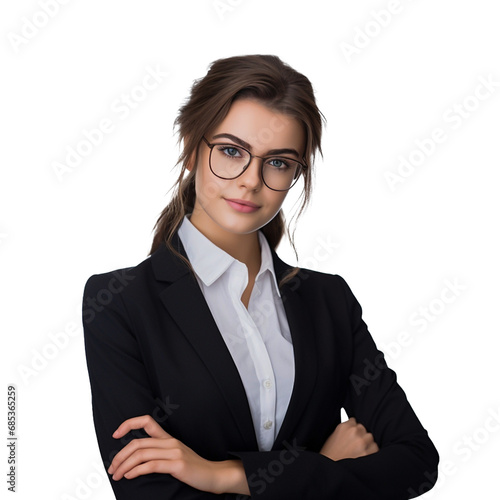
[201,136,307,192]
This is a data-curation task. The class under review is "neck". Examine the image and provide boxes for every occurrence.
[187,212,261,275]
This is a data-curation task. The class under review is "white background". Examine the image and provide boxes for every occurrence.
[1,0,499,498]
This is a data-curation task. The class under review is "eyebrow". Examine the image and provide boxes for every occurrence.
[211,133,301,158]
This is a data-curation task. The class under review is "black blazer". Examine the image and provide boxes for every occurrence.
[82,229,439,500]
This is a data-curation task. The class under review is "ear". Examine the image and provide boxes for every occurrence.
[186,151,196,172]
[184,134,197,173]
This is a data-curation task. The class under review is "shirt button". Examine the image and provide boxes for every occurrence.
[263,379,272,389]
[263,420,273,430]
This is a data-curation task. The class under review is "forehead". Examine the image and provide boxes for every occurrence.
[210,98,305,154]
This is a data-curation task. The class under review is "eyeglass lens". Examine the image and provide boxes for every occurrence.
[211,144,301,191]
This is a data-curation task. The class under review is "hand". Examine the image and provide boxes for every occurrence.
[107,415,243,495]
[319,417,379,461]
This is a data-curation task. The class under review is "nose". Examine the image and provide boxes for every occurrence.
[237,156,263,190]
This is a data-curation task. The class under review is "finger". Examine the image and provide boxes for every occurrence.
[112,415,170,439]
[108,436,181,475]
[365,442,380,455]
[336,417,355,430]
[345,417,358,427]
[111,448,179,480]
[355,421,367,431]
[121,458,180,480]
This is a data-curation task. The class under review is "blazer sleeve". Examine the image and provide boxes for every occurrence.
[226,275,440,500]
[82,274,235,500]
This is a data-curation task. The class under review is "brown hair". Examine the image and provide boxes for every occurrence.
[149,54,325,288]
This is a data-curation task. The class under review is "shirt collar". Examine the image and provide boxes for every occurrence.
[177,214,282,298]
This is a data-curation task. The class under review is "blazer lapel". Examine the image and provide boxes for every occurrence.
[151,228,318,452]
[270,250,319,450]
[151,231,258,449]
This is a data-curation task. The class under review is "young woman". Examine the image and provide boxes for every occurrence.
[82,54,439,500]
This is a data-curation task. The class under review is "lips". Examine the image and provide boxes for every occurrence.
[224,198,260,208]
[224,198,261,213]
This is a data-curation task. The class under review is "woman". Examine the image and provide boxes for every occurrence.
[82,54,439,499]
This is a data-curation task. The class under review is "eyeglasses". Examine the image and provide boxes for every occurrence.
[202,136,307,192]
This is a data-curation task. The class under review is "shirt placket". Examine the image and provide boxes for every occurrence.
[229,262,277,451]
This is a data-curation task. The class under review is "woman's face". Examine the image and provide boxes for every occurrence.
[187,98,306,239]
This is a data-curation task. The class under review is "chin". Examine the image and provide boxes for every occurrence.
[215,214,267,235]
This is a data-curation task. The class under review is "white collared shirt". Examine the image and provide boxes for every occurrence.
[177,214,295,451]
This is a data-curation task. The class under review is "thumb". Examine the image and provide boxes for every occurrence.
[112,414,171,439]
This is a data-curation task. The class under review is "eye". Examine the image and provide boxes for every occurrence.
[268,158,291,169]
[217,145,242,158]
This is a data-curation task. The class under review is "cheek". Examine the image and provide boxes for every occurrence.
[195,165,223,203]
[270,192,287,208]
